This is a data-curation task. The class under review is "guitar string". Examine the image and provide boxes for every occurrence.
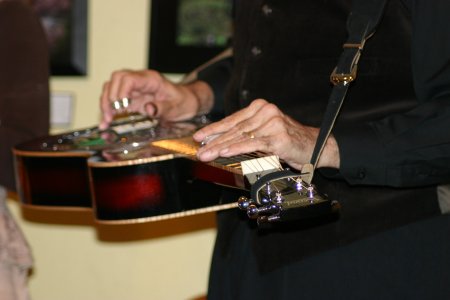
[204,141,310,197]
[195,145,302,191]
[197,142,308,197]
[218,153,287,176]
[227,153,309,200]
[225,154,284,199]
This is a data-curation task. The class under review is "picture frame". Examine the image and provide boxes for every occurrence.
[149,0,233,74]
[33,0,88,76]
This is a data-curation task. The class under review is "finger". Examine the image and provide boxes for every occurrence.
[148,99,179,120]
[100,81,113,129]
[197,105,288,161]
[197,127,271,161]
[193,99,268,142]
[218,136,267,158]
[117,72,143,100]
[120,71,168,117]
[193,101,260,141]
[197,100,280,150]
[144,101,159,117]
[107,70,127,101]
[197,132,250,161]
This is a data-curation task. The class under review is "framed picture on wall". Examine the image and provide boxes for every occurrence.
[149,0,233,74]
[33,0,88,76]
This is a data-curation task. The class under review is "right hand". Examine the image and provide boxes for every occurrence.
[99,69,205,129]
[193,99,340,170]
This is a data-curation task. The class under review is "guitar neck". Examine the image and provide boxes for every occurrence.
[151,136,263,176]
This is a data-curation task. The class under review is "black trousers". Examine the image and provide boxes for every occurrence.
[208,211,450,300]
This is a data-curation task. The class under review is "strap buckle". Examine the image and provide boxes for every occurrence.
[330,42,363,86]
[330,64,358,86]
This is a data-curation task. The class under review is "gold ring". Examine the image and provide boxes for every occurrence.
[242,131,255,139]
[112,97,131,110]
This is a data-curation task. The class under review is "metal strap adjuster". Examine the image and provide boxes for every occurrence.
[330,41,363,86]
[330,64,358,86]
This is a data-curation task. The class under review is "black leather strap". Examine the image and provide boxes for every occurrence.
[309,0,387,172]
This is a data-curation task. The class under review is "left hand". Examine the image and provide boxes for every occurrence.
[99,69,213,129]
[193,99,340,170]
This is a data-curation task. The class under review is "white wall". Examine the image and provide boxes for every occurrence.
[7,0,217,299]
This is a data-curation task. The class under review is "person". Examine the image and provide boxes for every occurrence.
[100,0,450,298]
[0,0,49,299]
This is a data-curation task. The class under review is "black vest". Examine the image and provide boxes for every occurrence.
[224,0,441,272]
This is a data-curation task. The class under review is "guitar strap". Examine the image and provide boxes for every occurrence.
[307,0,387,182]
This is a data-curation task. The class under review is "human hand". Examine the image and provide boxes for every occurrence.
[99,69,212,129]
[193,99,340,170]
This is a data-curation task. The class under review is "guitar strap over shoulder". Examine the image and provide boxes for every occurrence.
[237,0,390,225]
[307,0,387,182]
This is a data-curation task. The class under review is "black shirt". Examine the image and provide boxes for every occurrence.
[199,0,450,272]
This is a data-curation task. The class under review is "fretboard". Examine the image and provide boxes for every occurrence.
[151,136,274,175]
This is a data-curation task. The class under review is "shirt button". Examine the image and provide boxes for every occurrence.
[262,4,273,16]
[357,168,366,179]
[251,46,262,56]
[241,89,249,100]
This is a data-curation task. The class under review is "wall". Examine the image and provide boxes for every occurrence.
[8,0,217,299]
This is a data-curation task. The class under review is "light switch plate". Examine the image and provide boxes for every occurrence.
[50,92,73,126]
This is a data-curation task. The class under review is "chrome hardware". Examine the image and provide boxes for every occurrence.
[237,168,340,225]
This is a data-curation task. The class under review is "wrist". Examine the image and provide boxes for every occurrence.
[183,80,214,116]
[318,135,341,169]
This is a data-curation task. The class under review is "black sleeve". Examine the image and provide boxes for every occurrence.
[197,55,233,121]
[334,0,450,187]
[0,1,50,191]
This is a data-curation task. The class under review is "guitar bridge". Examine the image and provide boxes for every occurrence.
[237,168,340,225]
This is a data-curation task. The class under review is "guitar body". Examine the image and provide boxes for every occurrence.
[88,137,241,224]
[89,155,236,223]
[14,134,94,210]
[13,117,240,223]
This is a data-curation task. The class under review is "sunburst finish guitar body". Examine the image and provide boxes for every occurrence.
[88,136,245,223]
[13,116,244,224]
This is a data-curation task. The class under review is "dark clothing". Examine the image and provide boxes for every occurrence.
[209,210,450,300]
[200,0,450,298]
[0,1,49,299]
[0,0,50,191]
